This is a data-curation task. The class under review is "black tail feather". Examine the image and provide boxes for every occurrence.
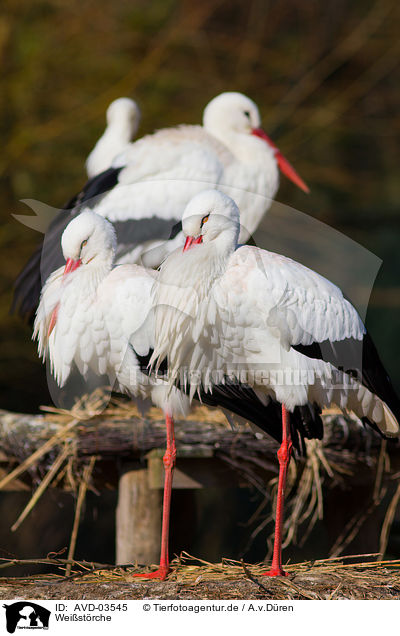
[199,383,324,455]
[136,349,326,454]
[293,330,400,436]
[360,332,400,428]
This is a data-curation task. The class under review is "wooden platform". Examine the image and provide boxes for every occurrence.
[0,403,397,566]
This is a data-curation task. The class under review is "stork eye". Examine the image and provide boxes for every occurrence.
[244,110,250,119]
[200,214,210,227]
[80,239,88,251]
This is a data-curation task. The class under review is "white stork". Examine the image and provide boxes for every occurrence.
[14,92,308,321]
[34,209,315,579]
[85,98,141,179]
[151,189,400,576]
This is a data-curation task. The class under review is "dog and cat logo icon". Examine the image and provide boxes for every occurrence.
[3,602,50,633]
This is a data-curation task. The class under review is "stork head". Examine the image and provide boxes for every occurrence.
[106,97,141,135]
[203,91,261,138]
[61,210,117,275]
[182,189,240,252]
[203,91,309,193]
[44,211,116,340]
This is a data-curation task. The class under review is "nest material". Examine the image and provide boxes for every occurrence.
[0,553,399,600]
[0,391,399,567]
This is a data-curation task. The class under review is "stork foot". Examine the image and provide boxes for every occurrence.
[130,566,171,581]
[262,567,289,577]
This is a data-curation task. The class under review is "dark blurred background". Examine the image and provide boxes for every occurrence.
[0,0,399,569]
[1,0,399,413]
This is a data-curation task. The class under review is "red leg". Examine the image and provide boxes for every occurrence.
[131,413,176,580]
[262,405,292,577]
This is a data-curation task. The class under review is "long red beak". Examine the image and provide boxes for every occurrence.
[252,127,309,194]
[63,257,82,275]
[183,236,203,252]
[47,258,82,337]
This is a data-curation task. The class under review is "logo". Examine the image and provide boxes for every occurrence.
[3,602,50,634]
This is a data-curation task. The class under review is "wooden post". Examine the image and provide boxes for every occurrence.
[116,463,162,565]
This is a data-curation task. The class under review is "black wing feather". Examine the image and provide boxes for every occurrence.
[293,331,400,433]
[136,351,323,454]
[199,381,323,454]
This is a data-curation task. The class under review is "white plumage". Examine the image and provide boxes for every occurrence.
[34,209,305,580]
[150,189,400,577]
[34,210,189,418]
[32,193,400,579]
[33,210,194,580]
[14,91,308,320]
[85,98,141,179]
[82,91,308,265]
[151,189,400,437]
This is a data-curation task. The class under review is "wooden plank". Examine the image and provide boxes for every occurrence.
[115,463,162,565]
[147,454,246,490]
[147,456,204,490]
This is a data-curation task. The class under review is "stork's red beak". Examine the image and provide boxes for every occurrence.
[183,236,203,252]
[63,257,82,275]
[252,127,309,194]
[47,258,82,337]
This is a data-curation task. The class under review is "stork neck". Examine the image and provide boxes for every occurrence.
[210,127,276,166]
[159,231,235,312]
[70,254,113,295]
[151,226,239,392]
[107,118,133,141]
[197,246,230,299]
